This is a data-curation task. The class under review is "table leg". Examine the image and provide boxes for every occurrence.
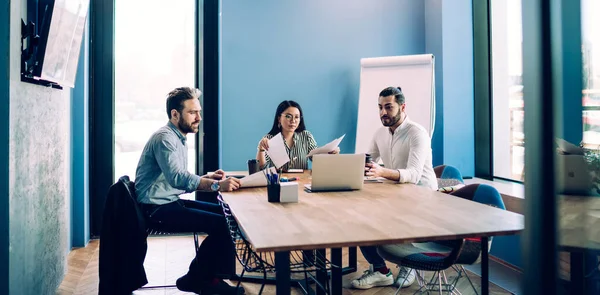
[316,249,327,295]
[331,248,343,295]
[349,246,357,271]
[275,251,291,295]
[481,237,489,295]
[570,251,585,295]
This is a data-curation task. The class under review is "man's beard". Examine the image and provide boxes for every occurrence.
[381,111,403,127]
[178,117,199,133]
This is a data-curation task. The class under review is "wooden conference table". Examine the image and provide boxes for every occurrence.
[221,172,524,295]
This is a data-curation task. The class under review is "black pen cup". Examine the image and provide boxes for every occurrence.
[248,159,259,175]
[364,153,372,176]
[267,184,281,203]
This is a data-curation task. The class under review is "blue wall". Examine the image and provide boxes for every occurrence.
[491,236,522,268]
[559,1,583,145]
[424,0,475,176]
[0,0,10,292]
[220,0,426,170]
[440,0,475,177]
[71,17,90,248]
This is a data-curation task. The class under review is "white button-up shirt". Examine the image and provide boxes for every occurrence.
[368,116,438,190]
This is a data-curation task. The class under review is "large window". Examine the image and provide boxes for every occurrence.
[491,0,524,181]
[115,0,197,198]
[490,0,599,179]
[582,0,600,147]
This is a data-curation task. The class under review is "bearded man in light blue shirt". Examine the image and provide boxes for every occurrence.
[135,87,243,295]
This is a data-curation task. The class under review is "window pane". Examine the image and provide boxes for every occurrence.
[114,0,196,199]
[491,0,524,180]
[582,0,600,146]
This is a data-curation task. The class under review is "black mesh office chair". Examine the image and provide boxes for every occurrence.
[217,194,336,295]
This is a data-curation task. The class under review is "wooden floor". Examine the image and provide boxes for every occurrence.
[56,236,513,295]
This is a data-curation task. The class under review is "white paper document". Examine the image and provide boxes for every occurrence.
[307,134,346,157]
[364,176,385,183]
[240,167,277,188]
[266,133,290,168]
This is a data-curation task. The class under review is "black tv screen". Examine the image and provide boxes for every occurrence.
[33,0,89,88]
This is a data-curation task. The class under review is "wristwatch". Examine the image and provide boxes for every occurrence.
[210,181,220,192]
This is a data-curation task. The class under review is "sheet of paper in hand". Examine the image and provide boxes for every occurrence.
[240,167,277,188]
[265,133,290,168]
[307,134,345,157]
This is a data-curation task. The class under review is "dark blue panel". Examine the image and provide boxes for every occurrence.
[0,0,9,291]
[71,16,90,247]
[425,0,444,167]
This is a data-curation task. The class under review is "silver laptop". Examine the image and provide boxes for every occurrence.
[557,154,593,194]
[305,154,365,192]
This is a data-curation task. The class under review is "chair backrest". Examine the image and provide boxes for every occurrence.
[450,184,506,264]
[450,183,505,210]
[99,176,149,293]
[434,165,464,183]
[435,165,465,194]
[116,175,163,233]
[119,176,137,202]
[217,194,273,272]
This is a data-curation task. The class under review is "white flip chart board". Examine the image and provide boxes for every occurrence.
[355,54,436,154]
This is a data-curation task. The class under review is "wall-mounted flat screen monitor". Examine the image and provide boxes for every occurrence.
[33,0,89,88]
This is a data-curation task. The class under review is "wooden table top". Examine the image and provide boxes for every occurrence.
[221,172,524,252]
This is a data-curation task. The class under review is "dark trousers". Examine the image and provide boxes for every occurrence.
[142,199,235,280]
[359,246,387,269]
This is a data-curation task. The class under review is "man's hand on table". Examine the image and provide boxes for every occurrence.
[210,169,226,180]
[219,177,241,192]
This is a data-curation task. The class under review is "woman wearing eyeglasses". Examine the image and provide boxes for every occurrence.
[256,100,339,171]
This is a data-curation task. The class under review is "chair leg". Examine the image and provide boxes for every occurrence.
[411,271,428,295]
[428,271,439,291]
[416,271,427,289]
[442,270,462,295]
[258,268,267,295]
[458,266,478,295]
[395,267,414,295]
[438,272,443,295]
[236,268,246,290]
[303,268,309,294]
[394,282,404,295]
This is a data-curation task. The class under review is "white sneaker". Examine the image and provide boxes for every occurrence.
[395,267,416,288]
[351,269,394,289]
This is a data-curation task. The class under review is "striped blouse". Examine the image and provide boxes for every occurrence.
[260,130,318,171]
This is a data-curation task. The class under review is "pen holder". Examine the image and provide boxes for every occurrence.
[267,184,281,203]
[267,182,299,203]
[248,159,259,175]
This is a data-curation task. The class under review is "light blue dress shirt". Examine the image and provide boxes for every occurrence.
[135,122,201,205]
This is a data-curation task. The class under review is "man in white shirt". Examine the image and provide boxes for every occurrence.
[351,86,438,290]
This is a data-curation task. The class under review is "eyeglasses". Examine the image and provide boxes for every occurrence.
[282,114,302,122]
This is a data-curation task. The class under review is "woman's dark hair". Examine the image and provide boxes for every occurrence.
[268,100,306,135]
